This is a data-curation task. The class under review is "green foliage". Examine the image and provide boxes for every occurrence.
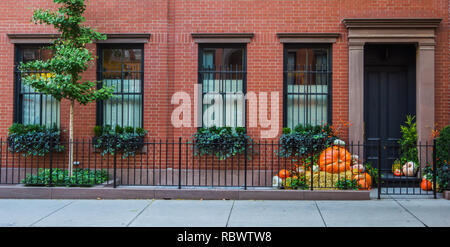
[278,123,336,158]
[335,178,361,190]
[93,125,147,158]
[436,164,450,191]
[193,126,252,160]
[115,125,124,134]
[7,123,64,156]
[93,125,102,137]
[364,162,379,182]
[21,168,109,187]
[398,115,418,164]
[18,0,113,105]
[436,125,450,166]
[435,125,450,191]
[283,176,308,190]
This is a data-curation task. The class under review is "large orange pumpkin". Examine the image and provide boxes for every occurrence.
[318,146,352,173]
[278,169,291,179]
[421,178,433,191]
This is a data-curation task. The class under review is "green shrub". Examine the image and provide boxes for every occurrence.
[278,123,336,159]
[22,168,109,186]
[193,126,252,160]
[93,125,147,158]
[436,125,450,165]
[7,123,64,156]
[283,176,308,190]
[335,178,361,190]
[398,115,418,165]
[435,125,450,191]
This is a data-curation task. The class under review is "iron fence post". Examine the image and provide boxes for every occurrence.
[113,153,117,188]
[49,138,53,187]
[310,152,313,191]
[377,140,381,199]
[244,138,247,190]
[433,139,437,199]
[178,137,182,189]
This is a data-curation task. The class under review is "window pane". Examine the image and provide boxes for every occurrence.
[17,46,59,127]
[200,46,245,128]
[101,46,143,128]
[285,46,330,129]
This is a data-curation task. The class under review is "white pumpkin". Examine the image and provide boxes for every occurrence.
[333,139,346,146]
[312,165,320,173]
[272,175,283,188]
[296,166,305,174]
[402,161,416,177]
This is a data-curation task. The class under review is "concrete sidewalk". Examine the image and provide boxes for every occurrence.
[0,198,449,227]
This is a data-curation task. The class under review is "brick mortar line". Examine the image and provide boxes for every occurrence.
[126,199,155,227]
[29,200,75,227]
[393,199,428,227]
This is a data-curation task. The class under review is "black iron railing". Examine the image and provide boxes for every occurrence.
[0,138,442,198]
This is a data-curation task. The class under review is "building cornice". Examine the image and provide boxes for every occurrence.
[7,33,151,44]
[277,33,340,43]
[191,33,254,43]
[342,18,442,28]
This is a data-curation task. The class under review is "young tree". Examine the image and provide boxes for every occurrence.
[19,0,114,176]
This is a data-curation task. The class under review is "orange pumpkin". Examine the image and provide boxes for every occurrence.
[278,169,291,179]
[421,178,433,191]
[353,173,372,188]
[357,180,371,190]
[318,146,352,173]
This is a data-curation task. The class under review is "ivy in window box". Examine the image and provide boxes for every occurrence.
[7,123,64,156]
[93,125,147,158]
[193,126,252,160]
[278,123,336,159]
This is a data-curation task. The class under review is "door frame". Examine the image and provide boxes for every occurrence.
[343,19,440,152]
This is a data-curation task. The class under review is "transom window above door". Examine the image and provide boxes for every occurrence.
[14,45,60,127]
[283,44,332,129]
[199,44,246,128]
[97,45,143,128]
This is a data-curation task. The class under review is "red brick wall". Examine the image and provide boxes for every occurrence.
[0,0,449,142]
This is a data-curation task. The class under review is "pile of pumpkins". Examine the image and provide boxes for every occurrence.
[273,139,372,190]
[392,160,434,191]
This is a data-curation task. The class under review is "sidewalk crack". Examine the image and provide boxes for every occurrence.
[225,200,235,227]
[393,199,428,227]
[126,199,154,227]
[314,201,327,227]
[29,200,75,227]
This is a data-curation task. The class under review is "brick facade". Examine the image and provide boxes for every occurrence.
[0,0,449,142]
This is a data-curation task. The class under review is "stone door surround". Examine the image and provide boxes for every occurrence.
[343,18,442,144]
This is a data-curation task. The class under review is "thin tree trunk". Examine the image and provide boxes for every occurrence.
[68,99,74,177]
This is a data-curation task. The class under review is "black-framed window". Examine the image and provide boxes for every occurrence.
[198,44,246,128]
[97,44,144,128]
[14,45,60,127]
[283,44,332,129]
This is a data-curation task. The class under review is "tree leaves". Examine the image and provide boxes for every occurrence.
[19,0,112,106]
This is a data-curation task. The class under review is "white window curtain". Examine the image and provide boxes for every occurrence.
[102,79,142,128]
[202,79,244,128]
[21,77,60,127]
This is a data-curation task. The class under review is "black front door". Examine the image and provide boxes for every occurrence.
[364,44,416,171]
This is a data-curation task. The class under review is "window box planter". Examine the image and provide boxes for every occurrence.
[7,123,64,156]
[92,125,147,158]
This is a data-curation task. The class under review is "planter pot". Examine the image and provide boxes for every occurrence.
[444,191,450,200]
